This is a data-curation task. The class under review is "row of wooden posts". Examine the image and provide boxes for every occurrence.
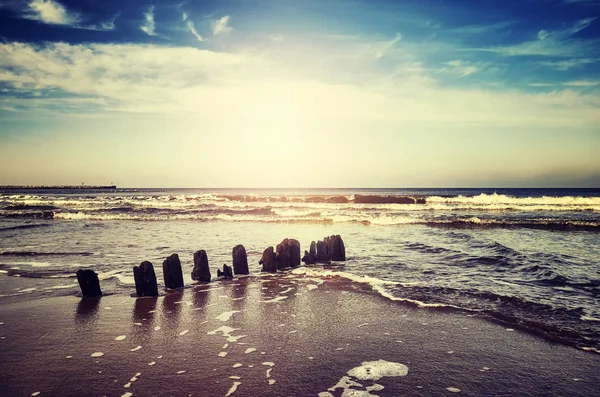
[76,235,346,298]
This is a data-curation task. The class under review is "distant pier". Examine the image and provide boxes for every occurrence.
[0,185,117,190]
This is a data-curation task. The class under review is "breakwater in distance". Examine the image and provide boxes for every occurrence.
[0,185,117,190]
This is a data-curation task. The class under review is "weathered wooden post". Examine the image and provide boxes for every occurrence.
[289,238,301,267]
[162,254,184,289]
[217,264,234,279]
[329,234,346,261]
[191,250,211,282]
[76,269,102,297]
[316,240,330,263]
[232,245,249,275]
[133,261,159,297]
[260,247,277,273]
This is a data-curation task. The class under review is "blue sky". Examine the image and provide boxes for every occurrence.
[0,0,599,187]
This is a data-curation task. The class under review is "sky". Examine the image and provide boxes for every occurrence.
[0,0,599,188]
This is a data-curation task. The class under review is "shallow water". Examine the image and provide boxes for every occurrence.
[0,187,599,351]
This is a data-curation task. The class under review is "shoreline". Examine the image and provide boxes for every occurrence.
[1,274,599,396]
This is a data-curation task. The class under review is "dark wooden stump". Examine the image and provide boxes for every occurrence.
[162,254,184,289]
[232,245,249,275]
[217,264,234,279]
[259,247,277,273]
[316,240,330,263]
[289,239,301,267]
[133,261,159,297]
[76,269,102,297]
[329,234,346,261]
[192,250,211,282]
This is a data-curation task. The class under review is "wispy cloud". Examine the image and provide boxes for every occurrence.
[447,21,515,35]
[187,21,204,42]
[563,80,599,86]
[182,12,203,42]
[540,58,598,70]
[269,34,285,42]
[474,18,599,57]
[140,6,156,36]
[25,0,78,25]
[212,15,233,36]
[440,60,479,77]
[375,33,401,58]
[85,13,119,32]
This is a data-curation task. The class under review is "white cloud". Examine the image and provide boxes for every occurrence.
[187,21,204,42]
[269,34,285,42]
[375,33,402,58]
[180,12,203,41]
[0,41,598,128]
[563,80,599,86]
[476,18,598,57]
[26,0,78,25]
[140,6,156,36]
[212,15,233,36]
[541,58,598,71]
[85,13,119,32]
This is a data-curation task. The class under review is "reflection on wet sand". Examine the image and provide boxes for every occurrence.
[162,291,183,328]
[231,278,248,311]
[75,297,101,325]
[132,296,157,331]
[192,286,211,311]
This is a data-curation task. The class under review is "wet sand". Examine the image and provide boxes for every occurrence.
[0,274,599,397]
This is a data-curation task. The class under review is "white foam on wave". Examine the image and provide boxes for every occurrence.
[348,360,408,380]
[244,348,257,354]
[581,347,600,354]
[291,268,457,309]
[427,193,600,209]
[307,284,318,291]
[447,387,461,393]
[90,352,104,357]
[179,330,189,336]
[219,352,228,357]
[233,363,243,368]
[130,346,142,352]
[115,335,126,341]
[581,315,600,322]
[216,310,241,322]
[323,359,408,396]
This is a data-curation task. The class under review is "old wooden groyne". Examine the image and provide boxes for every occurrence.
[76,235,345,297]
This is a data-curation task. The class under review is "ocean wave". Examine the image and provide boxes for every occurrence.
[14,211,595,230]
[289,267,599,351]
[427,193,600,207]
[3,192,600,217]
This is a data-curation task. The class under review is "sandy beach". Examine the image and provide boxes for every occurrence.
[1,272,599,397]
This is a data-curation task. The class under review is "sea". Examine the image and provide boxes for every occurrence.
[0,187,599,353]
